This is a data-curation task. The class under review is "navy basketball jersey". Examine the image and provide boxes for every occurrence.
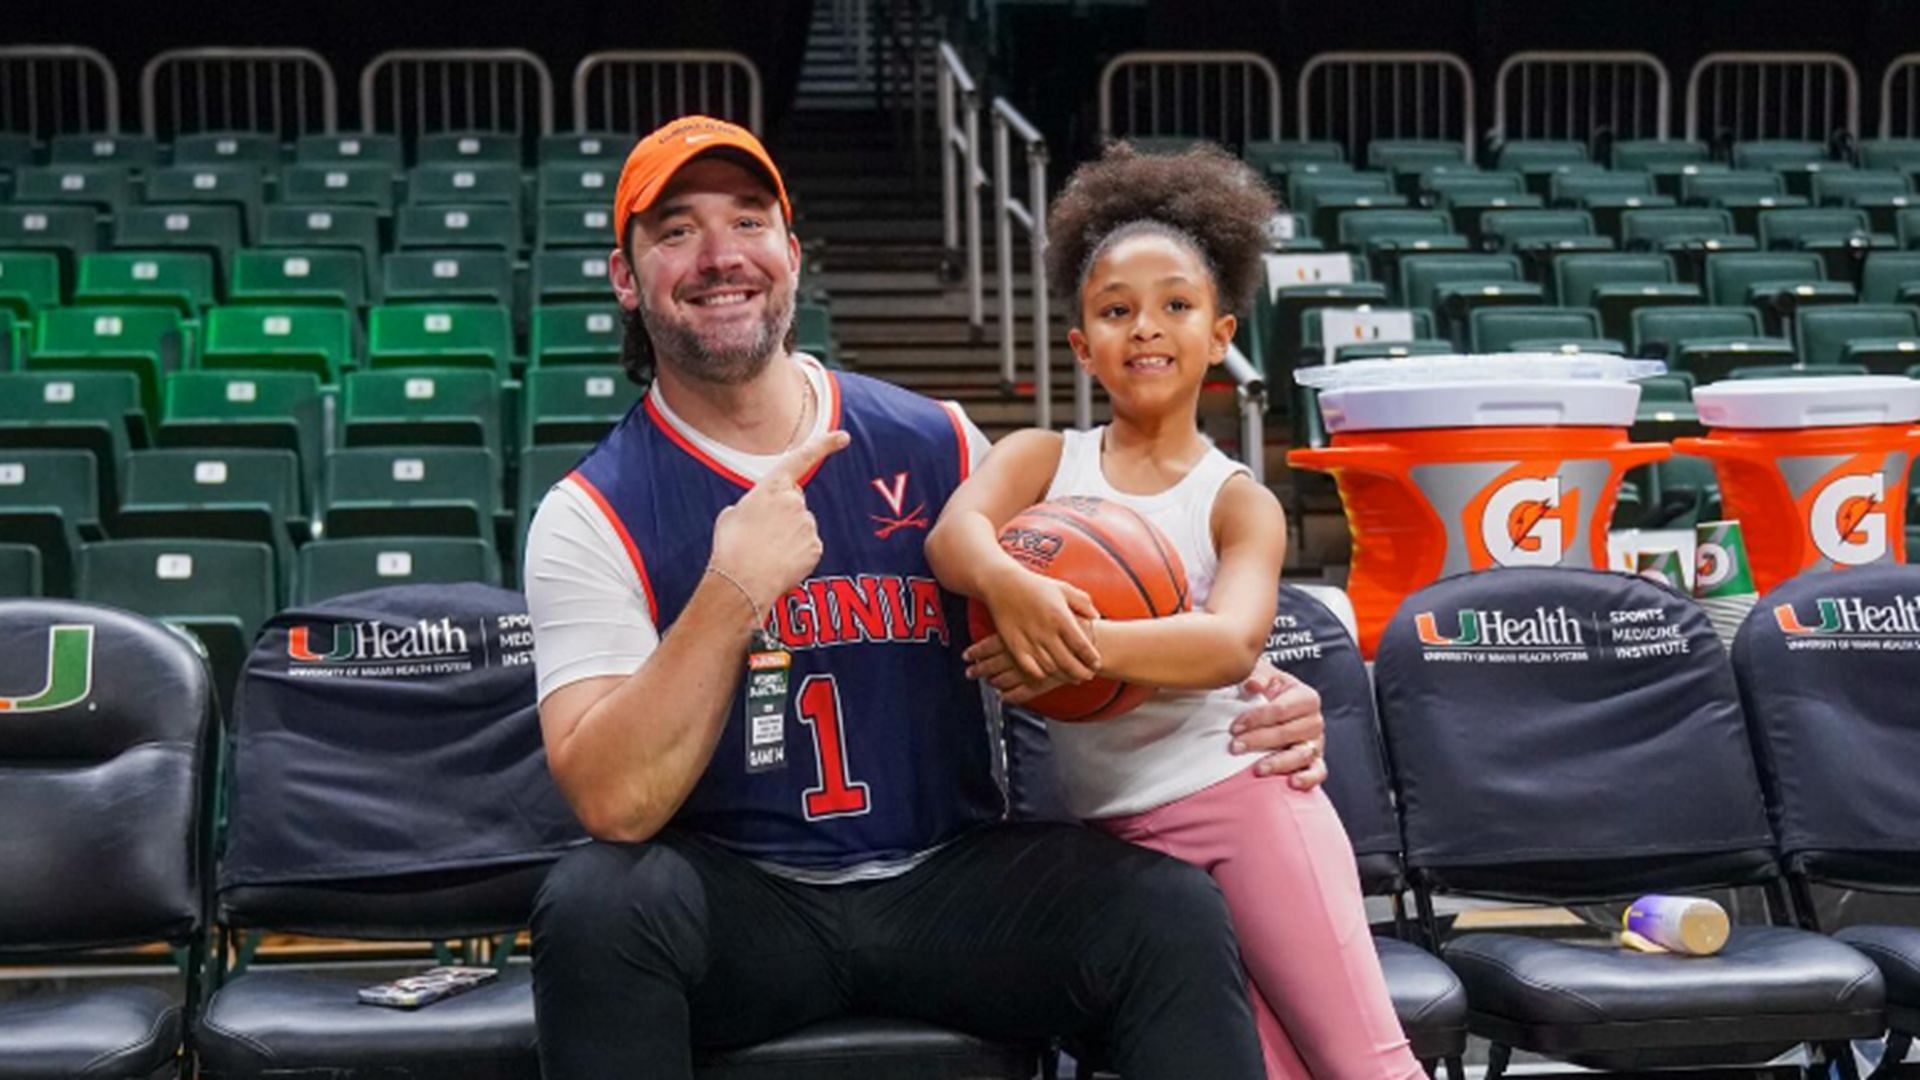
[569,368,1004,870]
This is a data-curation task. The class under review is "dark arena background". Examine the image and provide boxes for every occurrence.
[6,1,1920,1077]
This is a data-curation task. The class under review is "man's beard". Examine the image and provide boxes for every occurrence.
[638,274,795,386]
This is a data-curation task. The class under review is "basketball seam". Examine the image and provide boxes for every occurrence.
[1127,503,1189,612]
[1022,506,1162,617]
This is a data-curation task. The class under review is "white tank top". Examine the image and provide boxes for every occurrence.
[1041,426,1258,819]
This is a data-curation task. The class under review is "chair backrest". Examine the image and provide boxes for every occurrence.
[1705,251,1828,304]
[1632,305,1765,353]
[218,583,584,937]
[1375,568,1777,900]
[1795,304,1920,365]
[1270,585,1404,894]
[1554,252,1675,305]
[0,599,210,953]
[1758,207,1872,249]
[1859,252,1920,303]
[1621,208,1738,247]
[1734,565,1920,890]
[1471,306,1603,353]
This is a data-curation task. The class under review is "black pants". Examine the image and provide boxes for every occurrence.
[531,822,1266,1079]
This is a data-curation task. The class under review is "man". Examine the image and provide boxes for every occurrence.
[523,115,1331,1079]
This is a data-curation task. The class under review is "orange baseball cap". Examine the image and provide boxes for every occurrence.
[613,115,791,244]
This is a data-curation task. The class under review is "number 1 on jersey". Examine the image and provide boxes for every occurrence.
[797,674,871,819]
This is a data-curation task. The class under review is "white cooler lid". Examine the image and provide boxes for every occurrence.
[1692,376,1920,429]
[1321,380,1643,432]
[1294,352,1666,390]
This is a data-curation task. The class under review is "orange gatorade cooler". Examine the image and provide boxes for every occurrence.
[1675,377,1920,593]
[1290,356,1671,655]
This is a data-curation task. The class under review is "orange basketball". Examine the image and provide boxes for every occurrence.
[966,495,1189,722]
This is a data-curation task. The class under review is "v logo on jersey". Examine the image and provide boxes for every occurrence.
[870,472,929,539]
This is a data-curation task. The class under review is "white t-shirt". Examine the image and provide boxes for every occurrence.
[1040,426,1260,820]
[523,356,992,703]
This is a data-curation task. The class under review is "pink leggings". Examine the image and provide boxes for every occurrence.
[1093,765,1426,1080]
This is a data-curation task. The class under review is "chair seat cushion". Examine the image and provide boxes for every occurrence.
[1377,936,1468,1059]
[1443,926,1883,1064]
[196,967,535,1079]
[1837,925,1920,1011]
[0,985,180,1079]
[694,1017,1037,1080]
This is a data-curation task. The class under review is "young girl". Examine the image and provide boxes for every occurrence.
[926,143,1424,1080]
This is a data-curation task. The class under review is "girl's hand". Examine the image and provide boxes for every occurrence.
[964,633,1082,702]
[971,566,1102,684]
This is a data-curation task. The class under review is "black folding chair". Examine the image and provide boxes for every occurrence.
[0,600,217,1079]
[1734,564,1920,1077]
[1375,568,1884,1078]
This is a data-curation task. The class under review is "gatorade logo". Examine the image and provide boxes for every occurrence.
[1809,472,1888,566]
[0,625,95,713]
[1697,541,1735,591]
[1479,477,1570,567]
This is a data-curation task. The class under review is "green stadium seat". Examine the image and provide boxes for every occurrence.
[1683,170,1789,203]
[0,204,100,285]
[1478,209,1595,250]
[516,443,590,556]
[1507,337,1625,355]
[202,306,356,382]
[1732,140,1830,172]
[416,132,522,166]
[159,371,324,516]
[1859,140,1920,172]
[539,132,628,164]
[341,368,502,453]
[406,163,522,207]
[1582,194,1681,239]
[523,366,642,446]
[1553,252,1701,340]
[115,447,302,597]
[0,448,97,597]
[72,251,215,315]
[279,164,398,215]
[1336,209,1454,250]
[30,306,188,419]
[1308,193,1412,243]
[796,300,834,366]
[1397,253,1541,339]
[0,251,62,320]
[0,371,142,516]
[538,203,615,249]
[531,302,621,367]
[1619,207,1748,256]
[75,537,275,708]
[112,204,242,283]
[1631,305,1793,382]
[12,166,134,212]
[1469,306,1604,353]
[142,166,266,238]
[1860,252,1920,304]
[1495,141,1588,171]
[1329,339,1454,361]
[1549,172,1653,206]
[1260,253,1389,372]
[381,251,515,308]
[1299,305,1436,357]
[539,162,618,206]
[1366,140,1467,174]
[1611,140,1711,172]
[532,248,612,304]
[258,205,380,298]
[1436,192,1546,244]
[1513,161,1605,200]
[1757,207,1878,250]
[227,249,368,310]
[1812,170,1912,221]
[1422,172,1524,202]
[294,536,503,604]
[170,132,283,169]
[367,304,513,373]
[1704,250,1857,332]
[1899,208,1920,250]
[1727,362,1870,379]
[0,309,17,371]
[294,133,403,169]
[323,446,498,539]
[394,204,522,251]
[0,543,42,596]
[1795,305,1920,372]
[1290,172,1391,211]
[48,134,158,169]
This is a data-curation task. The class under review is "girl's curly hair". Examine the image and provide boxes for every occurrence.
[1045,140,1276,323]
